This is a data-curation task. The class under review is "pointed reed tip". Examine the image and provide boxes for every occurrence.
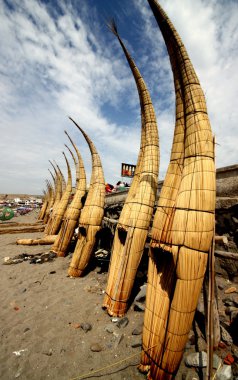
[107,18,119,37]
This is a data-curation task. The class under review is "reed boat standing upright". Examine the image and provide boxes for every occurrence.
[139,1,216,379]
[68,119,105,277]
[51,131,87,257]
[103,22,159,317]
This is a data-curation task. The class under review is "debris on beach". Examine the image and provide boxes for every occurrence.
[3,251,56,265]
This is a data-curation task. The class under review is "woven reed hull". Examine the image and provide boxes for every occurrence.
[141,248,208,379]
[68,224,100,277]
[38,201,48,220]
[16,235,57,245]
[140,248,176,372]
[45,213,64,236]
[51,188,86,256]
[102,24,159,318]
[51,218,78,257]
[103,227,148,317]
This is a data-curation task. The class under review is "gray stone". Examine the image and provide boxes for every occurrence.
[42,348,53,356]
[221,325,233,346]
[213,354,223,369]
[116,317,129,328]
[185,351,207,367]
[113,332,124,348]
[90,343,103,352]
[219,284,225,290]
[80,323,92,333]
[104,324,114,334]
[132,328,142,335]
[225,306,238,315]
[216,365,233,380]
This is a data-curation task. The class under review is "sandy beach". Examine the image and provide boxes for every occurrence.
[1,210,238,380]
[0,211,146,380]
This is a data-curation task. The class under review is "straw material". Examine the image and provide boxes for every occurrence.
[16,235,57,245]
[51,131,87,257]
[38,189,48,221]
[68,119,105,277]
[45,152,72,236]
[140,1,216,379]
[45,163,63,231]
[103,22,159,317]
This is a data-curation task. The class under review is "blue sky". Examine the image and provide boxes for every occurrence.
[0,0,237,194]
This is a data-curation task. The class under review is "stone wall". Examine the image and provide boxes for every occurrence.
[216,165,238,197]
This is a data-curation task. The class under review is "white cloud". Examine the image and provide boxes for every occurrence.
[0,0,237,194]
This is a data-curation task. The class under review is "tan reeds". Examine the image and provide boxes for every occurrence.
[38,188,48,221]
[68,119,105,277]
[51,131,87,257]
[103,21,159,317]
[140,1,216,379]
[16,235,57,245]
[45,152,72,235]
[45,162,63,230]
[43,175,56,224]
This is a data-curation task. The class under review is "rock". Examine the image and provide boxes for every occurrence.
[219,284,225,290]
[225,306,238,315]
[15,369,23,378]
[104,324,114,334]
[80,323,92,333]
[111,317,119,323]
[185,351,207,367]
[23,327,30,333]
[131,336,142,348]
[134,284,147,303]
[216,365,233,380]
[113,332,124,348]
[224,298,236,307]
[90,343,102,352]
[225,287,237,294]
[42,348,53,356]
[221,325,233,346]
[116,317,129,328]
[213,354,223,369]
[132,328,142,335]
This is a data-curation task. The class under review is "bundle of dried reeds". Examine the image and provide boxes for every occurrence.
[43,177,56,224]
[68,119,105,277]
[45,152,72,235]
[16,235,57,245]
[44,162,63,229]
[139,1,216,379]
[51,131,87,257]
[103,22,159,317]
[38,188,48,221]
